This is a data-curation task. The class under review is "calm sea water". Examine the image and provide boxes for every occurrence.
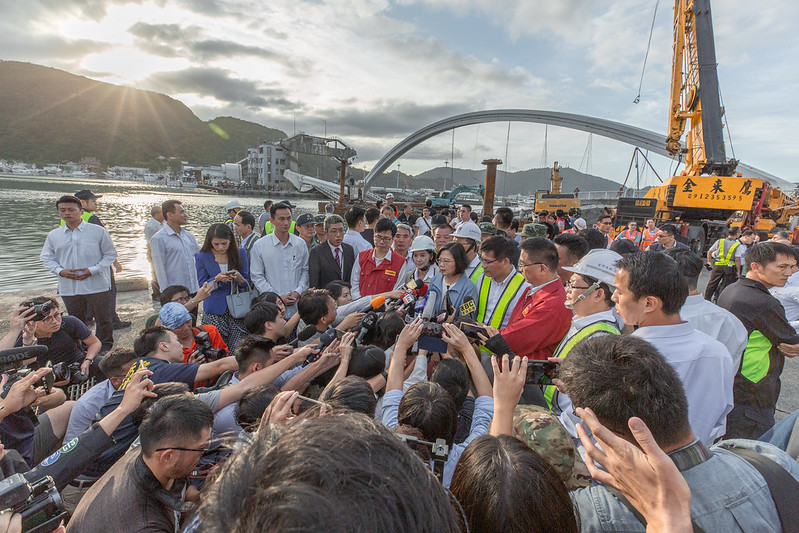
[0,174,323,293]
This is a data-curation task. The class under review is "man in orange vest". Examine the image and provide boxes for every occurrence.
[350,218,407,298]
[616,220,642,247]
[639,219,658,250]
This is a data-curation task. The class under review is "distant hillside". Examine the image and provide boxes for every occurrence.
[0,61,286,166]
[368,165,623,195]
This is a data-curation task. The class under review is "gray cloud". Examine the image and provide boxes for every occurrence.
[316,101,477,137]
[144,67,303,111]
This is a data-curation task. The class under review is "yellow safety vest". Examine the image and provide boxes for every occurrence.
[60,211,94,226]
[544,321,620,409]
[469,264,484,284]
[263,220,296,235]
[475,272,526,329]
[714,238,740,266]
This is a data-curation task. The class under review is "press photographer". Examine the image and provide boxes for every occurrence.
[157,303,228,365]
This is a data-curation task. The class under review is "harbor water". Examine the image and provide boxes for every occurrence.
[0,174,322,293]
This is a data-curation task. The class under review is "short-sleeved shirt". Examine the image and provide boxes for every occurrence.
[85,357,200,478]
[15,315,91,367]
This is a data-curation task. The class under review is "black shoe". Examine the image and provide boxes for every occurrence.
[112,320,132,330]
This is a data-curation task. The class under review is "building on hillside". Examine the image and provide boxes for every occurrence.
[247,142,287,188]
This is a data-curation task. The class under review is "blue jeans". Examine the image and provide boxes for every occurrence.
[759,409,799,450]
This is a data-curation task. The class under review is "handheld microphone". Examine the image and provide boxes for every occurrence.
[303,329,338,365]
[355,312,379,343]
[359,295,386,313]
[421,291,438,320]
[459,296,477,319]
[293,324,318,346]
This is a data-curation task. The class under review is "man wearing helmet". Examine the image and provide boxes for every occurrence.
[452,221,484,283]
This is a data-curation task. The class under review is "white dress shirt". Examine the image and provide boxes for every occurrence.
[349,248,406,299]
[149,224,200,293]
[343,229,372,256]
[679,293,747,370]
[143,217,164,244]
[249,232,309,315]
[465,255,482,279]
[770,270,799,332]
[632,322,734,444]
[40,220,117,296]
[473,270,529,329]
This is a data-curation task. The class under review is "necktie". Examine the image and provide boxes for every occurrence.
[334,247,341,271]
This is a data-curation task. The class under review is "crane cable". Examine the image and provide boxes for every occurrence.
[634,0,660,104]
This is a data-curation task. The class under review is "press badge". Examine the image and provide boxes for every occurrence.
[386,270,397,277]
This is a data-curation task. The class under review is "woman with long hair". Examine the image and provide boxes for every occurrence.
[196,223,250,349]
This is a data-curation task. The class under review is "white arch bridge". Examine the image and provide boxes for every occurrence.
[362,109,791,190]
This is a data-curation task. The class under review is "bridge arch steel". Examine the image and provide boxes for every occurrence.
[363,109,786,189]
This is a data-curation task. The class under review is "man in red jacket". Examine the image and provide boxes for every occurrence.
[482,237,572,360]
[351,218,407,298]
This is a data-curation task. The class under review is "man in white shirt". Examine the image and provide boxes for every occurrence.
[144,205,165,299]
[769,250,799,332]
[41,195,118,351]
[250,203,309,316]
[233,210,259,267]
[453,204,472,231]
[343,207,372,255]
[665,248,747,370]
[150,200,200,294]
[452,221,483,281]
[613,252,733,444]
[415,207,434,237]
[392,223,413,271]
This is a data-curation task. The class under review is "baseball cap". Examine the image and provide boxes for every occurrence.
[296,213,316,226]
[478,222,497,235]
[74,189,102,200]
[159,302,192,329]
[520,223,548,238]
[385,193,394,199]
[314,214,326,225]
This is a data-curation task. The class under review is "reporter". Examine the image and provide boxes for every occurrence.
[159,303,229,365]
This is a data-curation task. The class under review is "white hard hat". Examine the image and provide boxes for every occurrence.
[452,221,481,243]
[409,235,436,253]
[385,193,394,199]
[573,217,587,230]
[562,249,622,287]
[226,200,242,211]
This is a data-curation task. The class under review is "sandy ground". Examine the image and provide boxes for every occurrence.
[2,271,797,419]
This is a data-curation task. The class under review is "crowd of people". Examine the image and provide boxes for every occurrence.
[0,190,798,532]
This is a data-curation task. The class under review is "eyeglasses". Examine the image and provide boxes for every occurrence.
[173,295,191,304]
[437,258,454,265]
[41,313,63,324]
[155,443,210,454]
[656,233,671,239]
[374,235,393,243]
[479,255,500,265]
[566,282,592,290]
[518,262,545,270]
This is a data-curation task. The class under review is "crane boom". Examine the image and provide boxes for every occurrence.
[666,0,735,176]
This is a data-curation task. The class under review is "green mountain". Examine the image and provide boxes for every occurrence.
[368,165,626,194]
[0,61,286,166]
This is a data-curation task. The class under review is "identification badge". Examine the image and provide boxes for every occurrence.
[386,270,397,277]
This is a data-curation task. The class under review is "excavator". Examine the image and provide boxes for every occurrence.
[426,184,485,208]
[534,161,581,213]
[616,0,798,252]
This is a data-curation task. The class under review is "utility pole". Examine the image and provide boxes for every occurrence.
[396,162,401,189]
[482,159,502,218]
[444,160,449,190]
[322,120,327,138]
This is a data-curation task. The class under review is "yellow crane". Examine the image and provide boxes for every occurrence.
[621,0,797,251]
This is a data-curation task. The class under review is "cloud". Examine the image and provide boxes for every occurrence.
[144,67,303,111]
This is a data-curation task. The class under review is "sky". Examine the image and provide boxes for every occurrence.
[2,0,797,186]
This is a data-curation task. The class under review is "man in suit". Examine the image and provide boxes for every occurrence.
[309,215,354,289]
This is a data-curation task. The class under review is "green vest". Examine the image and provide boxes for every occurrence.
[60,211,93,226]
[476,272,526,329]
[469,264,484,284]
[544,320,620,409]
[714,238,740,266]
[263,220,295,235]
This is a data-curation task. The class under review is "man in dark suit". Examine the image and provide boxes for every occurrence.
[309,214,355,289]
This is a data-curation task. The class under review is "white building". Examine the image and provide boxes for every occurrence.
[247,142,287,186]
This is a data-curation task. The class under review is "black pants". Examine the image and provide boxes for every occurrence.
[724,404,775,440]
[63,290,114,352]
[704,265,736,302]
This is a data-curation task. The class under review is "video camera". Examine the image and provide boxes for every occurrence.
[194,331,227,361]
[0,473,67,533]
[0,346,53,398]
[20,301,56,323]
[395,434,449,484]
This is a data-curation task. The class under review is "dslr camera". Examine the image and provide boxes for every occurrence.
[194,331,227,361]
[49,361,89,387]
[20,301,56,322]
[0,474,68,533]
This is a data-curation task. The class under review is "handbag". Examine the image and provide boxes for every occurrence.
[226,281,258,318]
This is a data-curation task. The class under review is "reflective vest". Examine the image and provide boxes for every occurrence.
[263,220,296,235]
[618,229,642,244]
[544,320,620,409]
[562,227,577,235]
[640,228,658,250]
[357,249,406,297]
[475,272,526,329]
[714,238,740,267]
[60,211,94,226]
[469,264,484,284]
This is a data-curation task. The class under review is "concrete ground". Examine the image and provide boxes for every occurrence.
[2,272,797,419]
